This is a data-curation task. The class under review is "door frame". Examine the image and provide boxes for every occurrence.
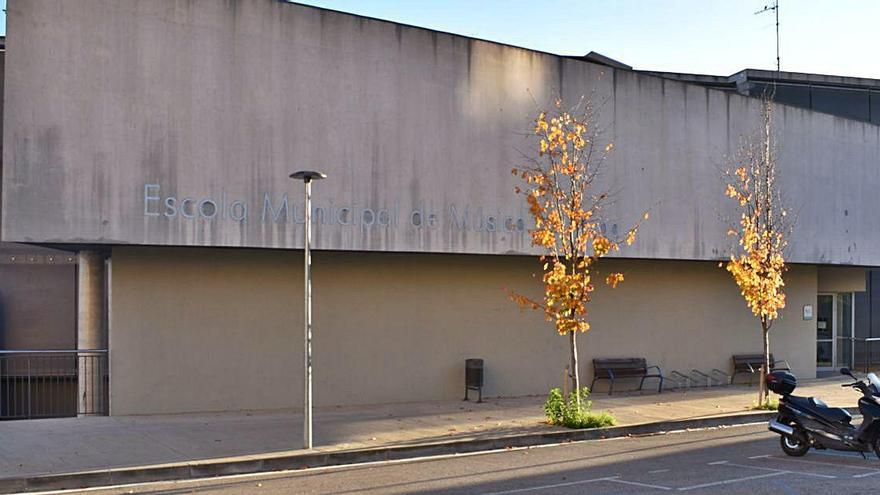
[817,292,857,371]
[836,291,856,370]
[817,293,836,372]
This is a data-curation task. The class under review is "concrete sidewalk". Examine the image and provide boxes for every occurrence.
[0,376,857,482]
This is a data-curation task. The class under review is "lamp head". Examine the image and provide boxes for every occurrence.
[289,171,327,183]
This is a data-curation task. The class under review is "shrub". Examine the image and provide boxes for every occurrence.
[544,387,617,429]
[752,397,779,411]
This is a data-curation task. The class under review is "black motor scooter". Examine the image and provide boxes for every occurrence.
[767,367,880,459]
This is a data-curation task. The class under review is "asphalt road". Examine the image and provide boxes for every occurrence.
[78,424,880,495]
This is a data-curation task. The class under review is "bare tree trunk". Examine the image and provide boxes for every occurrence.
[569,330,580,405]
[759,320,771,406]
[562,366,570,399]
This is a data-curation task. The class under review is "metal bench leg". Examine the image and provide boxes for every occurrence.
[639,376,646,391]
[608,379,614,395]
[590,377,597,392]
[657,377,663,393]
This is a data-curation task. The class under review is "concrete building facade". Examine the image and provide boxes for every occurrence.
[1,0,878,415]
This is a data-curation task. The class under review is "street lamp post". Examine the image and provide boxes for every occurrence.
[290,170,326,450]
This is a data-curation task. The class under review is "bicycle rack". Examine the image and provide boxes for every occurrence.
[711,368,731,386]
[668,370,698,390]
[691,369,713,387]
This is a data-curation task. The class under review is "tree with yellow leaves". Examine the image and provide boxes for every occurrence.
[724,98,791,407]
[510,98,646,402]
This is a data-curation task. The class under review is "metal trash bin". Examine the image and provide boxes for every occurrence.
[464,358,484,402]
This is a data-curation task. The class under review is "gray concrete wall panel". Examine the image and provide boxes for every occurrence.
[3,1,880,265]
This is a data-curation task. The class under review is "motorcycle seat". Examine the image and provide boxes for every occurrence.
[788,396,852,424]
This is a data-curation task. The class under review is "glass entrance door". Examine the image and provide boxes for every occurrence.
[817,294,834,370]
[836,293,854,369]
[816,293,855,371]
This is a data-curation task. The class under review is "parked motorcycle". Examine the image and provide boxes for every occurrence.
[767,367,880,459]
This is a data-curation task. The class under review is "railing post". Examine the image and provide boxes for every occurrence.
[27,358,32,419]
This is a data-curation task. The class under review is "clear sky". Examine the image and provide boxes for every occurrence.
[292,0,879,79]
[0,1,876,79]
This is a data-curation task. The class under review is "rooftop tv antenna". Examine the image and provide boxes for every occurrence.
[755,1,780,72]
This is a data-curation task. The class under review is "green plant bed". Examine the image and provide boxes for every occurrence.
[544,387,617,429]
[751,397,779,411]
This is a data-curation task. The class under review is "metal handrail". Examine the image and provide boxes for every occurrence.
[0,349,108,420]
[858,337,880,373]
[831,337,880,373]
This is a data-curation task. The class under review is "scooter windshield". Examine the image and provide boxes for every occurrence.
[868,373,880,394]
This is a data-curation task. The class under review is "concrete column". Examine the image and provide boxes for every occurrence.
[77,250,106,415]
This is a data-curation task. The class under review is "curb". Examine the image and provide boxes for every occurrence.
[0,408,858,494]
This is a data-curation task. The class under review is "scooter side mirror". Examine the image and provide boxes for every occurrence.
[840,367,855,379]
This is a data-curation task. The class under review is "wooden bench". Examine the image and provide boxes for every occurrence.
[731,354,790,385]
[590,358,664,395]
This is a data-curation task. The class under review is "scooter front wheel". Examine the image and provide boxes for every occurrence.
[872,432,880,460]
[780,428,810,457]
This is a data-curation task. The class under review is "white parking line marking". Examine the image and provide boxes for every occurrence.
[677,471,785,491]
[727,462,835,478]
[609,478,672,490]
[481,476,619,495]
[814,450,866,459]
[676,456,849,491]
[853,471,880,478]
[748,454,771,459]
[649,469,670,473]
[707,460,729,465]
[767,455,878,471]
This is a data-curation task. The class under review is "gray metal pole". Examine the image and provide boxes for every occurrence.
[775,0,780,72]
[290,169,324,448]
[304,178,313,449]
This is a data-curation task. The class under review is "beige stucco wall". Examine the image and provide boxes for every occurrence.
[818,266,866,293]
[109,246,820,415]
